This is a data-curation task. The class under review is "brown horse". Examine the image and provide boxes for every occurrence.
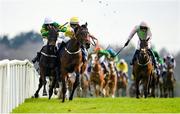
[133,40,155,98]
[89,53,105,97]
[79,72,91,97]
[65,71,90,98]
[117,71,128,97]
[104,60,117,98]
[34,26,59,98]
[163,63,175,98]
[56,23,91,102]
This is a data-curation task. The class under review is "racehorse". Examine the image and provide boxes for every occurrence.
[53,23,91,102]
[104,60,117,98]
[89,53,105,97]
[65,71,90,98]
[132,40,155,98]
[34,26,59,98]
[163,61,175,98]
[116,71,128,97]
[154,63,164,97]
[79,72,91,97]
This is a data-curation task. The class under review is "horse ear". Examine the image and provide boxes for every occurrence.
[85,22,88,27]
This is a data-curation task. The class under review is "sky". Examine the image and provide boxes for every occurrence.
[0,0,180,53]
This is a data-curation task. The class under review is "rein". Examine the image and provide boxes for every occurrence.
[137,58,150,66]
[137,52,151,66]
[64,47,81,55]
[41,52,57,58]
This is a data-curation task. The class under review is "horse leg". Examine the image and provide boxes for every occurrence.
[43,80,47,96]
[89,82,93,96]
[144,79,149,98]
[61,76,67,102]
[136,79,140,98]
[151,76,156,98]
[49,76,57,99]
[34,77,44,98]
[160,83,163,97]
[76,75,82,97]
[69,72,80,100]
[171,87,174,98]
[112,86,116,98]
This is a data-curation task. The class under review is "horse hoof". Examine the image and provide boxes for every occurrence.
[90,93,93,97]
[31,96,35,98]
[54,90,58,95]
[69,97,73,101]
[34,93,39,98]
[49,95,52,100]
[43,92,47,96]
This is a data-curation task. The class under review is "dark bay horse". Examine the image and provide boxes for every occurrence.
[133,40,155,98]
[163,62,175,98]
[56,23,91,102]
[34,26,59,98]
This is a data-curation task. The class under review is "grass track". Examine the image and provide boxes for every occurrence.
[12,97,180,113]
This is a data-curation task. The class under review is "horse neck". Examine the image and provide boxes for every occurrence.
[138,50,150,64]
[109,62,115,72]
[48,40,56,46]
[66,38,81,52]
[93,61,101,72]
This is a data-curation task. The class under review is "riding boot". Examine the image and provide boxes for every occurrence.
[130,50,139,65]
[81,46,88,63]
[32,52,41,63]
[58,41,66,52]
[148,49,158,69]
[55,66,61,82]
[101,62,108,74]
[87,65,92,73]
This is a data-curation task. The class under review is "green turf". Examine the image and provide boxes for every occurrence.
[12,97,180,113]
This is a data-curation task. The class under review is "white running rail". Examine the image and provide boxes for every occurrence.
[0,59,39,113]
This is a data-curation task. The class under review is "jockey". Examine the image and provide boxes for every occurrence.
[151,46,163,76]
[94,47,110,74]
[117,59,128,79]
[163,54,176,81]
[32,17,67,63]
[95,47,117,74]
[124,21,158,71]
[106,48,118,61]
[164,54,176,69]
[117,59,128,73]
[59,16,80,49]
[59,16,89,63]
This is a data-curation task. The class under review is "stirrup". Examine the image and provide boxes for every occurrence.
[32,58,37,63]
[130,62,133,65]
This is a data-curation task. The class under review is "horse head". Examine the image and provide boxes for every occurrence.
[108,61,115,73]
[89,53,99,69]
[137,38,150,64]
[47,26,58,45]
[74,23,91,49]
[138,48,150,65]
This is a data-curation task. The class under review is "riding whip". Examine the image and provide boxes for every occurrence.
[59,22,68,29]
[114,45,126,57]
